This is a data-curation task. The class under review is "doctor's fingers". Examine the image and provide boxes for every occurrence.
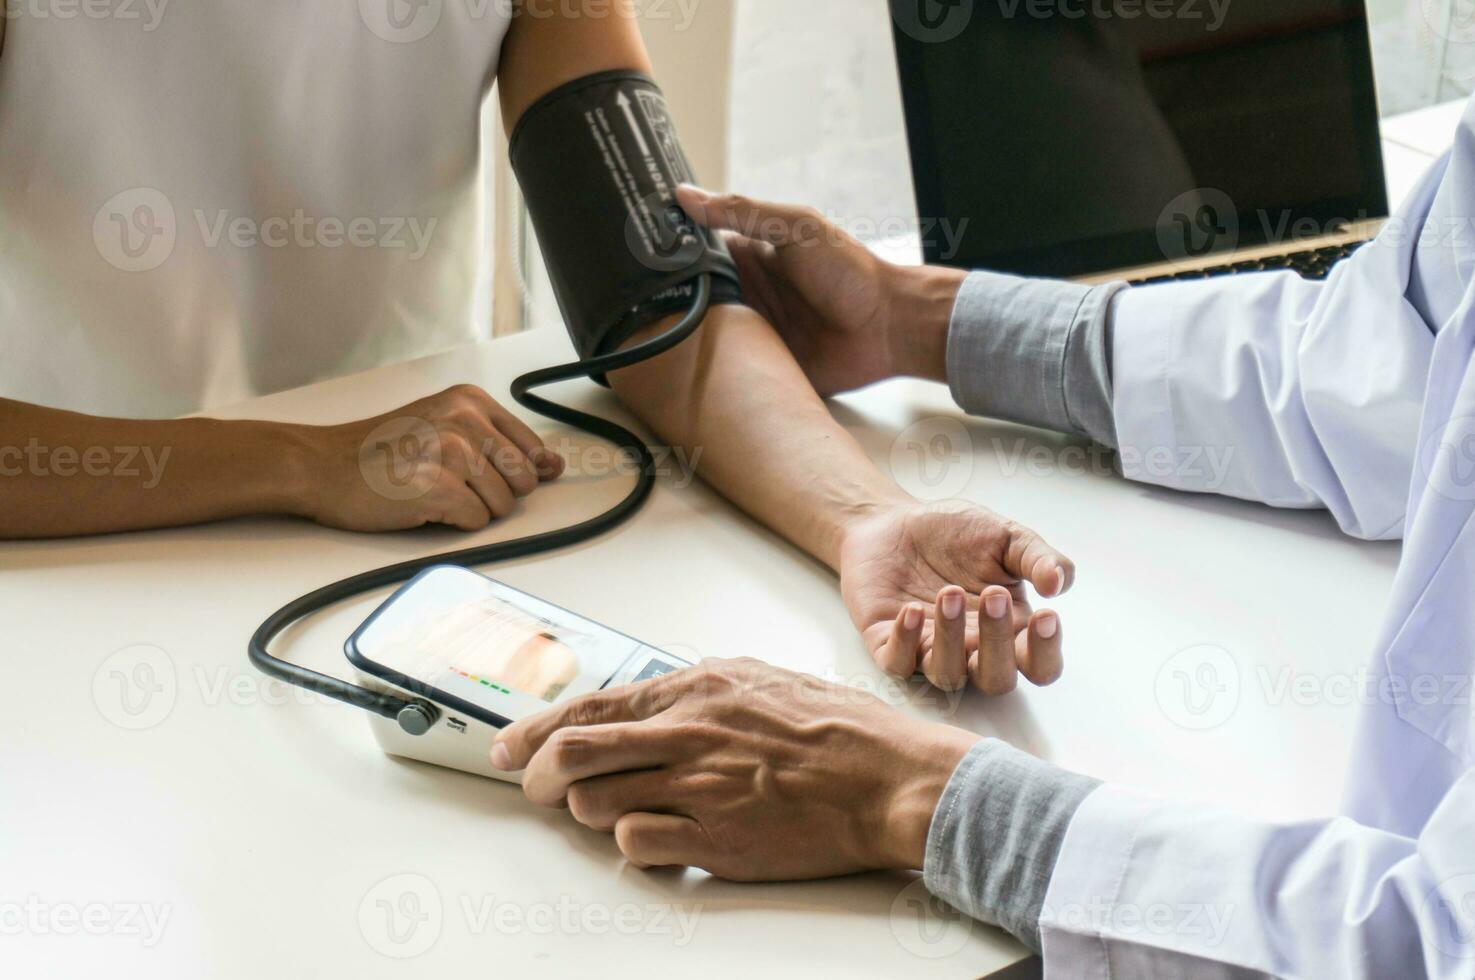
[520,723,680,809]
[564,768,699,832]
[614,813,710,871]
[494,670,692,772]
[716,228,778,271]
[720,233,783,318]
[677,185,834,249]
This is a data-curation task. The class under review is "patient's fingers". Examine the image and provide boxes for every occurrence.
[1016,610,1064,687]
[972,586,1020,696]
[1003,522,1075,599]
[878,603,925,678]
[921,587,969,692]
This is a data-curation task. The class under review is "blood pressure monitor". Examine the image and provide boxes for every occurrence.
[346,566,691,783]
[247,70,730,775]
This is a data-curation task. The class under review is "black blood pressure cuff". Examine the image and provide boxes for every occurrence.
[509,71,745,383]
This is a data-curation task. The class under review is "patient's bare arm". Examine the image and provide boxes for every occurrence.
[497,2,1074,693]
[0,388,561,539]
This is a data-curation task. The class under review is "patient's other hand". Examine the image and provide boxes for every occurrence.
[838,502,1072,694]
[297,384,564,533]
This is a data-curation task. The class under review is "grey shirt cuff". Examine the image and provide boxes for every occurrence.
[946,271,1126,449]
[923,739,1102,951]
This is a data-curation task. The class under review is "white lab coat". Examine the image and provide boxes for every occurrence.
[1040,97,1475,977]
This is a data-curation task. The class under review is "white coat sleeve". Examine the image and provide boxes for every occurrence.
[1108,135,1470,540]
[1039,772,1475,978]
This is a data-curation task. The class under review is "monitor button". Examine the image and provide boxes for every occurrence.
[631,659,679,684]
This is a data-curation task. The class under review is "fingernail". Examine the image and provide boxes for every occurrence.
[985,593,1009,619]
[1052,563,1068,595]
[903,605,924,630]
[678,183,710,202]
[490,742,512,771]
[941,592,964,621]
[1036,615,1059,639]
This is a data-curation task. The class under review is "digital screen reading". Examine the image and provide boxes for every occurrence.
[352,568,647,714]
[420,600,584,703]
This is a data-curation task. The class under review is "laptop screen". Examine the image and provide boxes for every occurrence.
[890,0,1387,278]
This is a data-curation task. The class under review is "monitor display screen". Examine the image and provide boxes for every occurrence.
[891,0,1387,277]
[348,567,652,725]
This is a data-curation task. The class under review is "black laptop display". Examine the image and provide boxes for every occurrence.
[890,0,1388,278]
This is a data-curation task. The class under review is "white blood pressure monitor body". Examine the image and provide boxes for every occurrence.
[345,566,691,783]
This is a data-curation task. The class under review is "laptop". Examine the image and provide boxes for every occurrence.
[890,0,1387,284]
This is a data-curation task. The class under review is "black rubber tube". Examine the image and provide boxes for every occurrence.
[246,276,713,723]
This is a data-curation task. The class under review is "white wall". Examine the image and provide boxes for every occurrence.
[1369,0,1475,113]
[640,1,736,187]
[727,0,918,238]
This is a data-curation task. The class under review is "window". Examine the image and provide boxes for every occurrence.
[722,0,1462,251]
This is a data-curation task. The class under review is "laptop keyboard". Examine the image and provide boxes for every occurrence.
[1131,240,1369,285]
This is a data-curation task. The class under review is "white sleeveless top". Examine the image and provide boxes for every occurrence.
[0,3,512,418]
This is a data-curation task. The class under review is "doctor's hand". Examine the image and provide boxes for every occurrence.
[839,501,1072,693]
[294,384,564,533]
[492,658,981,879]
[677,185,965,396]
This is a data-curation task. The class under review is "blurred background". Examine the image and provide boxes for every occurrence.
[490,0,1474,336]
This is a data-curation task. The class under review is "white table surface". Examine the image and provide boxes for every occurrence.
[1,102,1459,979]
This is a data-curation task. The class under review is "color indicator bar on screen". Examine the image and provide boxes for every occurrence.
[450,668,511,695]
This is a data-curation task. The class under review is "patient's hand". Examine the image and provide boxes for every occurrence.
[838,502,1072,693]
[298,384,564,533]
